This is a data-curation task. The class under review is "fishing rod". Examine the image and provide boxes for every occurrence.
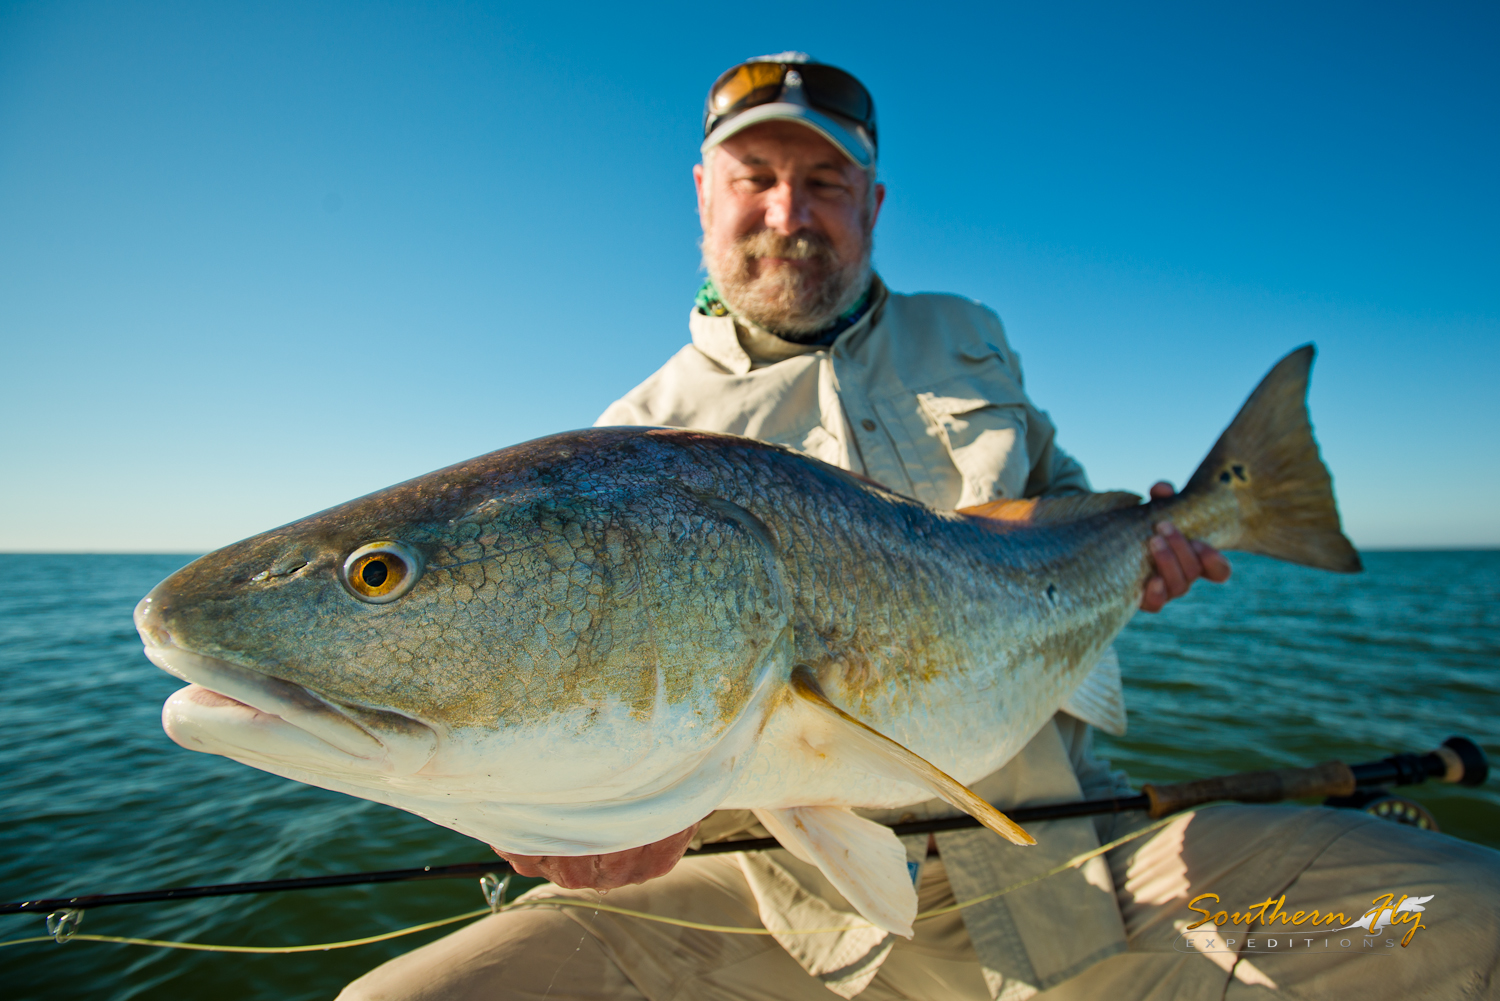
[2,737,1485,917]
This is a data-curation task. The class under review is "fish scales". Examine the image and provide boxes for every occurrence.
[135,346,1359,934]
[675,436,1148,804]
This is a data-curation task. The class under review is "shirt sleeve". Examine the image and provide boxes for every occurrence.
[1027,440,1093,497]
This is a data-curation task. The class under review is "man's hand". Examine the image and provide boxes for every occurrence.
[1141,481,1231,612]
[492,823,700,891]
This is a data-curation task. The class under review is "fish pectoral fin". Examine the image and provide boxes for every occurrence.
[790,667,1035,848]
[958,491,1142,528]
[1060,646,1127,737]
[753,805,918,937]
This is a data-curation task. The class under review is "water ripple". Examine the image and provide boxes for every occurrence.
[0,551,1496,998]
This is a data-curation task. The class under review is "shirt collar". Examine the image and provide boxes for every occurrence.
[689,276,888,375]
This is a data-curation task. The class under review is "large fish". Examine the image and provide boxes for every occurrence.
[135,346,1359,934]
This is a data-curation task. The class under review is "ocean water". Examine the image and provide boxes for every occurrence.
[1,551,1496,1000]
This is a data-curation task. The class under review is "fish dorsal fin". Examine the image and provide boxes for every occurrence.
[958,491,1142,527]
[1060,646,1127,736]
[790,667,1035,847]
[753,805,917,937]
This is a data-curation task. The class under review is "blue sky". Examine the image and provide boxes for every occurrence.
[1,0,1495,551]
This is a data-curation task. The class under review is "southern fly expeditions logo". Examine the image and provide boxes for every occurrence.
[1174,891,1433,955]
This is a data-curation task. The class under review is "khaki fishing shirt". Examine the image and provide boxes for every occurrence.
[596,277,1133,998]
[597,278,1089,509]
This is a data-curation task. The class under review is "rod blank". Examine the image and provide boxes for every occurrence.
[1,738,1484,916]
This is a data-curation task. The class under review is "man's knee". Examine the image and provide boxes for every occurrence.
[337,907,640,1001]
[1307,817,1500,942]
[338,854,760,1001]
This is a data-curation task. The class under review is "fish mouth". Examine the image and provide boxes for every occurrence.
[145,643,438,776]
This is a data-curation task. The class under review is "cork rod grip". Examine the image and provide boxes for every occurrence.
[1142,760,1356,819]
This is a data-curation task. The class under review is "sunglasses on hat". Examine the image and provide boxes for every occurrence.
[703,60,877,150]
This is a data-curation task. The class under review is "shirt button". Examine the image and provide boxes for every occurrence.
[861,419,877,432]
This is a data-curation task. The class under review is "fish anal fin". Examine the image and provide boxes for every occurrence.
[789,667,1035,847]
[1060,646,1127,736]
[753,805,917,937]
[959,491,1142,528]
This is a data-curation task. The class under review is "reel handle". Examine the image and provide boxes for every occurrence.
[1350,735,1489,789]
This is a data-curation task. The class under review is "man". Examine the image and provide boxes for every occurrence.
[342,55,1499,1001]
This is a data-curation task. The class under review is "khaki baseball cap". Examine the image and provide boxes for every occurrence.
[701,53,877,168]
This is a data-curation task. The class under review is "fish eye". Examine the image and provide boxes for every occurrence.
[341,541,423,603]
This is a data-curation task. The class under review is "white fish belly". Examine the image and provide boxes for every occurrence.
[722,644,1102,810]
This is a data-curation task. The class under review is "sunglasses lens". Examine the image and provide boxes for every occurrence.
[704,61,876,150]
[800,65,872,124]
[709,62,786,116]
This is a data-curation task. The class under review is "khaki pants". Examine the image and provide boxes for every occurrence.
[339,807,1500,1001]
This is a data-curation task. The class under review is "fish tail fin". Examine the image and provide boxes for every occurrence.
[1179,344,1361,572]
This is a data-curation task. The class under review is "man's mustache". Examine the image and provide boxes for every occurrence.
[734,229,838,264]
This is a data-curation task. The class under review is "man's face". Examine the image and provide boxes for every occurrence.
[695,121,885,338]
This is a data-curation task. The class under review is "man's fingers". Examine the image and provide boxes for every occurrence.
[560,841,684,890]
[1192,541,1232,582]
[1149,481,1175,500]
[491,822,702,891]
[491,848,545,879]
[592,848,656,890]
[1142,527,1231,612]
[1157,522,1203,587]
[607,823,699,887]
[1148,532,1188,596]
[491,848,600,889]
[1140,576,1168,612]
[547,857,604,890]
[615,850,674,887]
[643,824,699,877]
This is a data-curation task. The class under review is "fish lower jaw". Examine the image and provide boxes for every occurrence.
[145,644,437,776]
[163,684,374,774]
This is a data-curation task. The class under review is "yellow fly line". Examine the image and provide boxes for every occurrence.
[0,815,1180,954]
[0,907,496,954]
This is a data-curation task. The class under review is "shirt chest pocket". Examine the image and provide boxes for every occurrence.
[915,392,1030,509]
